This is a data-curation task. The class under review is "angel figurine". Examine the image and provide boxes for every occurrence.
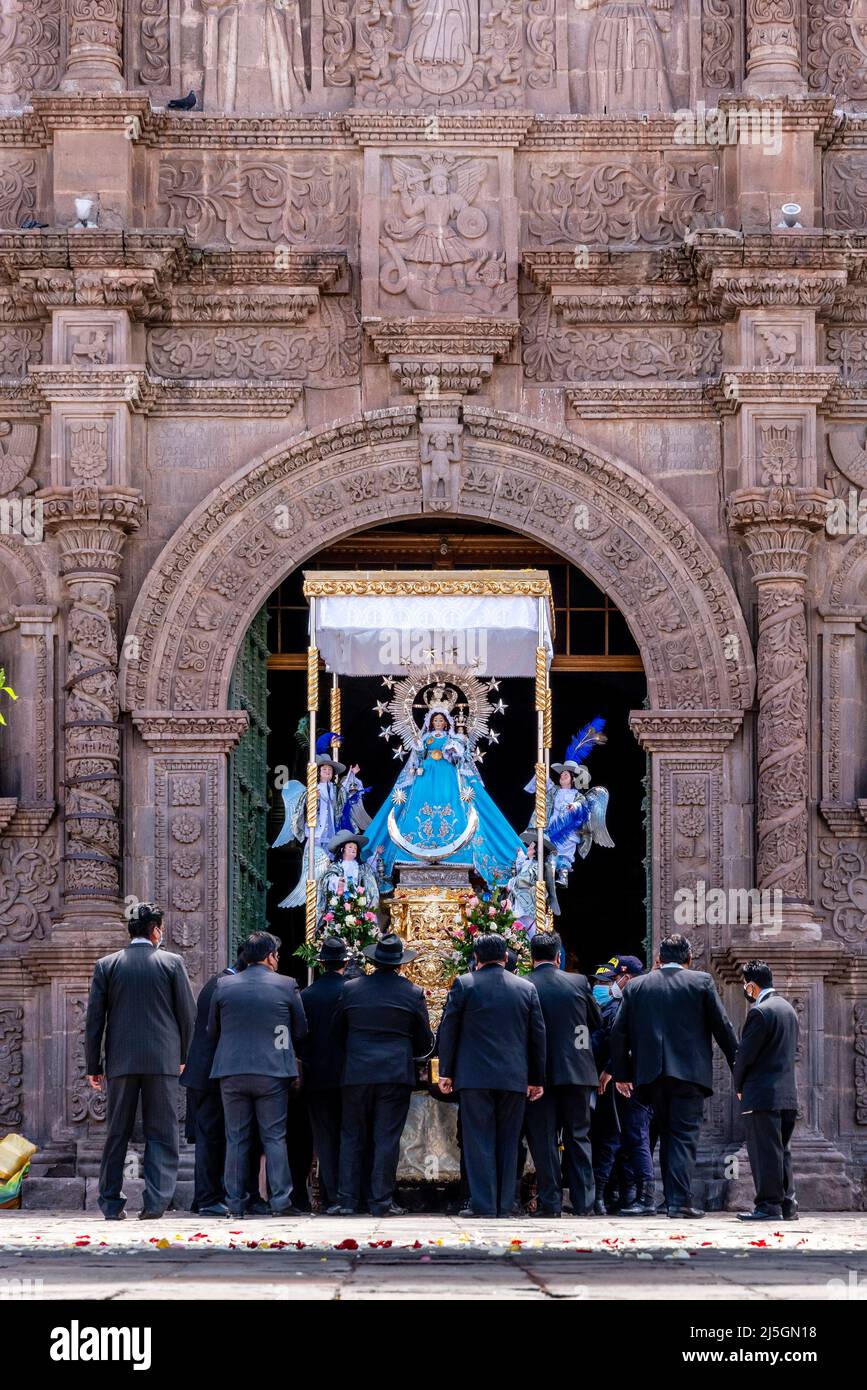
[524,717,614,887]
[505,831,560,934]
[361,689,523,886]
[272,732,371,909]
[317,830,381,920]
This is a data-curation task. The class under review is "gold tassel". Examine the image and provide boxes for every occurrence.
[306,761,318,827]
[535,645,547,713]
[534,762,547,827]
[307,645,319,713]
[305,879,317,943]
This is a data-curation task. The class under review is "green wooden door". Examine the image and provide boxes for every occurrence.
[228,606,270,963]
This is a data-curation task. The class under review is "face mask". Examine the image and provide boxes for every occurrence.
[610,981,623,1001]
[592,985,610,1005]
[743,986,754,1002]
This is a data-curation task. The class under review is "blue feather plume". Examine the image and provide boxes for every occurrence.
[338,787,371,832]
[564,717,607,765]
[315,731,343,755]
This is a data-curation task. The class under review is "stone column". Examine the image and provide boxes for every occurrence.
[744,0,805,96]
[728,487,828,934]
[61,0,125,94]
[41,489,142,922]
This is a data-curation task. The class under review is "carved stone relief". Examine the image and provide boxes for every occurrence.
[569,0,691,113]
[804,0,867,102]
[0,421,37,496]
[0,837,57,942]
[378,152,512,314]
[154,156,351,247]
[0,1,63,104]
[819,839,867,944]
[198,0,309,114]
[825,155,867,232]
[0,1003,23,1128]
[68,996,105,1125]
[525,155,718,248]
[521,298,722,383]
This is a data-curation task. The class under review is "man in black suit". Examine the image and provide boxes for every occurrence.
[523,931,601,1217]
[180,948,247,1217]
[734,960,800,1222]
[330,934,433,1217]
[438,933,547,1218]
[610,933,738,1218]
[86,902,196,1221]
[300,937,349,1212]
[208,930,307,1217]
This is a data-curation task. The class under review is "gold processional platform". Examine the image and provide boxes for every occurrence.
[387,862,469,1183]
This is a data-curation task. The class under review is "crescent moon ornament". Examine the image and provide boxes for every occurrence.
[387,803,479,862]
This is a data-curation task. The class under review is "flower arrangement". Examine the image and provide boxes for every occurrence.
[444,884,531,980]
[294,880,382,968]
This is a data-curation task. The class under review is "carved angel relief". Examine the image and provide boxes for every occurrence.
[0,421,37,496]
[379,154,513,312]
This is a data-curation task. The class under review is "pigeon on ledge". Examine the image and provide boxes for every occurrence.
[20,217,49,229]
[167,91,197,111]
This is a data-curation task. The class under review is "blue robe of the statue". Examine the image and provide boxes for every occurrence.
[363,731,522,884]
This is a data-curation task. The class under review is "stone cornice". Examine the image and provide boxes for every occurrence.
[524,97,837,149]
[346,111,535,148]
[708,269,848,313]
[132,711,250,754]
[364,317,520,359]
[521,248,692,291]
[628,710,744,752]
[689,229,866,277]
[39,488,145,571]
[29,367,154,411]
[146,112,354,149]
[567,384,717,418]
[711,941,850,985]
[819,801,867,837]
[708,370,840,415]
[159,288,320,327]
[727,486,830,533]
[146,380,303,417]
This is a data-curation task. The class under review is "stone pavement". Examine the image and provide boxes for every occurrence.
[2,1212,865,1300]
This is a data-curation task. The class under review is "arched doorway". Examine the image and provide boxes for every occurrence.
[244,516,649,977]
[121,408,754,994]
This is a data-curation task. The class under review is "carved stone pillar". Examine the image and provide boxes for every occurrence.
[744,0,805,96]
[41,489,142,920]
[61,0,125,94]
[728,487,828,934]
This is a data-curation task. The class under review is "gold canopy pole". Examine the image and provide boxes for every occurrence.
[330,674,341,762]
[306,596,319,978]
[535,597,549,928]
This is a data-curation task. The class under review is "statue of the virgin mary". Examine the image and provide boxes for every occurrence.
[362,689,523,886]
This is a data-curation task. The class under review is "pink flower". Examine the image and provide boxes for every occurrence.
[488,906,497,917]
[322,913,334,922]
[365,912,376,922]
[467,896,479,909]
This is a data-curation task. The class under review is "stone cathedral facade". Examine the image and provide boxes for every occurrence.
[0,1,865,1208]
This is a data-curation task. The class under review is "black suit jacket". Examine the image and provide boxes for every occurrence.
[208,966,308,1080]
[85,942,196,1079]
[733,991,799,1112]
[300,971,346,1090]
[437,964,547,1093]
[335,969,433,1087]
[530,963,602,1087]
[180,967,235,1092]
[610,966,738,1095]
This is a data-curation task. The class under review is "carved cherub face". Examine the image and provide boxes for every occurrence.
[430,172,449,195]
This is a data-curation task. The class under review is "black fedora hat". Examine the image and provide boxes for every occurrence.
[318,935,349,964]
[362,932,416,966]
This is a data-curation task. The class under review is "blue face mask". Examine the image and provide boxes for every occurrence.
[593,985,610,1005]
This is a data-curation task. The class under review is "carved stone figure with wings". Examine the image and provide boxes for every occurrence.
[385,153,488,292]
[0,422,37,496]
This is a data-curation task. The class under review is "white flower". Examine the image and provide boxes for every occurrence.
[330,896,338,906]
[345,914,356,926]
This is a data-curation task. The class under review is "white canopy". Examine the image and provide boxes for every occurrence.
[303,570,554,677]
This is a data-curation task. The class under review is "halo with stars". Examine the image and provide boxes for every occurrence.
[373,663,505,763]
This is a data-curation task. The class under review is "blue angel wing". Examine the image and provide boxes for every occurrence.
[577,786,615,859]
[278,846,329,910]
[548,798,591,846]
[272,779,306,849]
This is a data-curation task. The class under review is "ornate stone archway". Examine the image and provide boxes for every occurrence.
[119,408,754,987]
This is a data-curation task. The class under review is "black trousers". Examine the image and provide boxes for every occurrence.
[338,1083,412,1213]
[645,1076,706,1209]
[459,1088,526,1217]
[525,1084,595,1214]
[99,1074,179,1218]
[744,1108,797,1211]
[188,1083,226,1211]
[308,1089,342,1210]
[220,1075,292,1215]
[286,1088,313,1212]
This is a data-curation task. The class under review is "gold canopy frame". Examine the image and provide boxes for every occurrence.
[299,569,555,952]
